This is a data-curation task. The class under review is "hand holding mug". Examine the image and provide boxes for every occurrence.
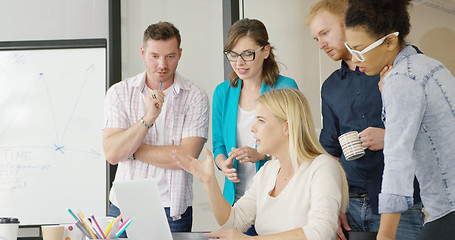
[338,131,367,161]
[359,127,385,151]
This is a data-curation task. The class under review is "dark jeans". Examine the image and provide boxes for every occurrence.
[107,204,192,237]
[346,198,424,240]
[417,211,455,240]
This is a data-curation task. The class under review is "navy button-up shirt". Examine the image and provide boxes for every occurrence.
[319,61,420,214]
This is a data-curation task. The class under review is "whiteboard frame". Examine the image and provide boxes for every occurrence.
[0,38,109,227]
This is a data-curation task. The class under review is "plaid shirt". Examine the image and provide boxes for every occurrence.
[104,71,209,220]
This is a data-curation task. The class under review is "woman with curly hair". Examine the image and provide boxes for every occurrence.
[344,0,455,239]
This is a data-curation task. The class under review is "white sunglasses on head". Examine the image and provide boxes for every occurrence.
[345,32,399,62]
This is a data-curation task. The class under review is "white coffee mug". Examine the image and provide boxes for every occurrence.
[62,224,84,240]
[0,217,19,240]
[338,131,366,161]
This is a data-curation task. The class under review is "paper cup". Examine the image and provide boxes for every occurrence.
[0,217,20,240]
[339,131,366,161]
[42,225,64,240]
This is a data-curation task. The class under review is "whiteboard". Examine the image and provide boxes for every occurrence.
[0,39,107,225]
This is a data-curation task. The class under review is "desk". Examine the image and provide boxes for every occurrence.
[119,232,209,240]
[172,232,208,240]
[19,232,208,240]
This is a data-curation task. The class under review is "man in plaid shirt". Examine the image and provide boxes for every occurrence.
[103,21,209,233]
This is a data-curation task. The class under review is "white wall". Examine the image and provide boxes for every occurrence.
[120,0,225,231]
[409,3,455,74]
[0,0,108,41]
[243,0,338,132]
[0,0,108,236]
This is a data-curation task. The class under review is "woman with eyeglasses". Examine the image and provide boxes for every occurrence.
[174,88,348,239]
[212,18,298,235]
[344,0,455,239]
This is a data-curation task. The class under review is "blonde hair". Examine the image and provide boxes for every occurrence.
[305,0,349,25]
[257,88,349,212]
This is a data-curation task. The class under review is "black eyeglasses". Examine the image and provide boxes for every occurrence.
[224,46,264,62]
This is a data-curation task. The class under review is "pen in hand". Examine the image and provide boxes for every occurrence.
[155,81,162,108]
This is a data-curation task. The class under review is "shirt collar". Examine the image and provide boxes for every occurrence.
[339,60,350,78]
[171,71,191,95]
[137,71,189,95]
[393,45,417,67]
[339,60,366,80]
[138,71,147,92]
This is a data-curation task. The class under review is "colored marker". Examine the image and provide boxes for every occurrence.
[116,217,130,231]
[104,218,116,237]
[88,223,103,239]
[86,218,103,239]
[75,221,92,238]
[159,81,162,90]
[115,217,135,239]
[91,215,106,239]
[67,209,80,222]
[77,212,97,239]
[105,215,123,238]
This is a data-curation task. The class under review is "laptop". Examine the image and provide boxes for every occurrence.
[114,178,173,240]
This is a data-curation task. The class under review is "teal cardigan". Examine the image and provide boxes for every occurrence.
[212,75,299,205]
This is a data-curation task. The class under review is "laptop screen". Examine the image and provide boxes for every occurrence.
[113,178,173,240]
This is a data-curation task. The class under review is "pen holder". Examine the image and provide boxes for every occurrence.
[106,221,120,239]
[83,221,119,239]
[84,238,117,240]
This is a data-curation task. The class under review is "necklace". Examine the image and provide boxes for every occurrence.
[278,168,290,182]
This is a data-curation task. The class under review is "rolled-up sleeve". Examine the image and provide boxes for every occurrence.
[379,193,414,213]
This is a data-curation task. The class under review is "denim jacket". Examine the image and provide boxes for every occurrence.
[378,45,455,223]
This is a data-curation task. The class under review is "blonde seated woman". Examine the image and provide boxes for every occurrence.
[173,88,348,240]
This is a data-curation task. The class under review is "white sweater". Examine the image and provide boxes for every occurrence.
[223,154,342,240]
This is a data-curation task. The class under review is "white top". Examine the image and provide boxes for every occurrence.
[223,154,342,240]
[235,107,257,202]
